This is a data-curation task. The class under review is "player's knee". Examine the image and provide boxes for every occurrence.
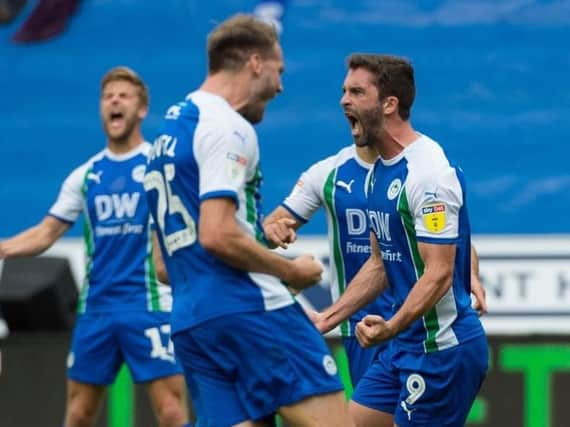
[155,397,187,427]
[65,402,98,427]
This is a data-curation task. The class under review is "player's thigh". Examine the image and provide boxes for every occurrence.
[171,352,252,427]
[279,390,351,427]
[233,421,267,427]
[351,342,400,418]
[117,311,183,383]
[349,400,393,427]
[67,313,122,385]
[394,335,489,427]
[174,305,344,424]
[146,373,187,410]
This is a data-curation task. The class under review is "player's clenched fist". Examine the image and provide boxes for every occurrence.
[264,217,297,249]
[285,254,323,291]
[355,315,396,348]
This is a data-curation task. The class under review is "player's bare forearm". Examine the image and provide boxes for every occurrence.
[470,244,487,315]
[318,232,386,333]
[151,231,169,284]
[0,216,69,259]
[471,244,480,278]
[263,206,302,249]
[386,242,455,337]
[200,198,321,289]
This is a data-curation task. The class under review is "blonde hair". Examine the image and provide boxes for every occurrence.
[207,14,279,73]
[100,66,149,106]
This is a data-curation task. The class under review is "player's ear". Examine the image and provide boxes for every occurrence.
[138,103,149,120]
[382,96,398,115]
[249,52,263,76]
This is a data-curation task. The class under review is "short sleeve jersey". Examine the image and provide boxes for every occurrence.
[367,134,484,353]
[283,145,393,337]
[144,91,293,335]
[49,143,172,313]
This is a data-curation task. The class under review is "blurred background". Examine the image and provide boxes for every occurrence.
[0,1,569,426]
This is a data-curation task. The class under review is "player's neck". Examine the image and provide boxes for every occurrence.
[355,145,378,164]
[200,72,251,113]
[375,120,417,160]
[107,131,144,155]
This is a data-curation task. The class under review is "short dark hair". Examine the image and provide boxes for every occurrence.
[101,66,149,106]
[347,54,415,120]
[207,14,279,73]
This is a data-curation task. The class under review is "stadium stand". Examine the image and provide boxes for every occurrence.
[0,0,569,237]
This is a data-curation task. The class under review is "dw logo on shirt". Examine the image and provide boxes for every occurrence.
[95,193,140,221]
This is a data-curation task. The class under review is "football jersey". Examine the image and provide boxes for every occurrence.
[49,143,172,313]
[283,145,393,337]
[144,90,294,336]
[367,134,484,353]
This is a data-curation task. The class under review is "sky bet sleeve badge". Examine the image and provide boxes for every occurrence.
[421,203,447,233]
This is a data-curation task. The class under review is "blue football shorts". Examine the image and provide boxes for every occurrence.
[352,334,488,426]
[172,303,344,426]
[342,336,387,387]
[67,311,183,384]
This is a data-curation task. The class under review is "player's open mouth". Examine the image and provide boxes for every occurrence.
[109,112,125,127]
[345,112,361,137]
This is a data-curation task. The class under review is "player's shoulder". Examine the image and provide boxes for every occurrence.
[58,149,106,190]
[404,134,463,197]
[405,134,452,178]
[140,141,153,157]
[72,149,107,176]
[309,144,357,173]
[187,91,256,145]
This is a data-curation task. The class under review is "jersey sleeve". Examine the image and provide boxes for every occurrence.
[48,164,89,224]
[406,166,463,243]
[193,124,256,208]
[282,158,330,222]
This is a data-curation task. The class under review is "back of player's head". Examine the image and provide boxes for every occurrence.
[100,66,150,107]
[347,54,415,120]
[207,14,279,74]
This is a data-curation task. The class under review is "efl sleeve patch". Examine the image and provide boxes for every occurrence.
[225,152,248,183]
[421,203,447,233]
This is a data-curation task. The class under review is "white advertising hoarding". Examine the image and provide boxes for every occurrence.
[2,235,569,335]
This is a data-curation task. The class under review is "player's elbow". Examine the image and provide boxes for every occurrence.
[199,229,229,258]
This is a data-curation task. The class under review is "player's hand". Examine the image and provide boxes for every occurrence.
[263,218,297,249]
[0,242,7,259]
[471,274,487,316]
[306,309,327,332]
[285,254,323,291]
[355,315,395,348]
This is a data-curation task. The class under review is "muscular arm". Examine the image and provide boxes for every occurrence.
[356,242,456,347]
[263,206,303,249]
[151,231,169,284]
[387,242,455,337]
[316,232,387,333]
[470,244,487,315]
[199,198,321,291]
[0,216,70,259]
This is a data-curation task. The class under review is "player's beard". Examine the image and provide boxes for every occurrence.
[239,77,278,124]
[354,104,383,147]
[104,114,139,145]
[239,102,265,124]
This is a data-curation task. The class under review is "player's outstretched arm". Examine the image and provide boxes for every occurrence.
[315,232,387,334]
[0,216,70,259]
[470,244,487,316]
[263,206,302,249]
[199,198,322,290]
[358,242,455,347]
